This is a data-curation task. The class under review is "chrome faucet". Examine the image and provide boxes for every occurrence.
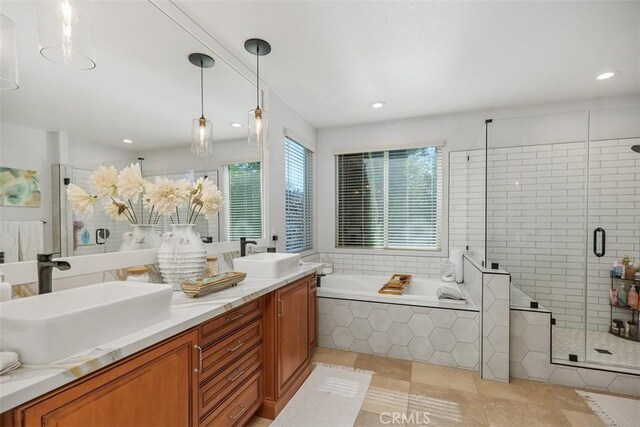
[239,237,257,257]
[37,254,71,294]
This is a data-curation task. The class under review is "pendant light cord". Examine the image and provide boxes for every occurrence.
[200,59,204,118]
[256,44,260,108]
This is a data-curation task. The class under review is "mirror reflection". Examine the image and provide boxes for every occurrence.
[0,1,264,261]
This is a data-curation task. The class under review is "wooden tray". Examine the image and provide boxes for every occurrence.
[181,271,247,298]
[378,273,412,295]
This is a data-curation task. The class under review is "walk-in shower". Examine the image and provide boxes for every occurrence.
[484,105,640,373]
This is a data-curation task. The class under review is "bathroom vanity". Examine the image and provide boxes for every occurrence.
[0,270,318,426]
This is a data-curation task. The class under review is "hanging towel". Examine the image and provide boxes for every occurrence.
[0,222,20,263]
[18,221,44,262]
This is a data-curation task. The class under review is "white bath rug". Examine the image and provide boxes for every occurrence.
[270,363,373,427]
[576,390,640,427]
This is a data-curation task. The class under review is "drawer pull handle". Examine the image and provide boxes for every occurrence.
[278,299,283,317]
[227,311,244,321]
[227,340,244,352]
[194,345,203,374]
[228,404,246,420]
[227,368,244,382]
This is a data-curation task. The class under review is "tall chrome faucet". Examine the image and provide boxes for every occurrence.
[37,254,71,294]
[239,237,257,257]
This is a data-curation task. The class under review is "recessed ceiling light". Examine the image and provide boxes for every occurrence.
[231,122,242,128]
[596,70,619,80]
[123,139,133,144]
[371,101,385,109]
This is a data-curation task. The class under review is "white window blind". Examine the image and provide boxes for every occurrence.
[336,147,442,250]
[285,137,314,253]
[225,162,262,241]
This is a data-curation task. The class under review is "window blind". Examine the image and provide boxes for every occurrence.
[285,137,314,253]
[226,162,262,241]
[336,147,442,250]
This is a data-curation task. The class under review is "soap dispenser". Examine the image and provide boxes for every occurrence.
[0,268,11,302]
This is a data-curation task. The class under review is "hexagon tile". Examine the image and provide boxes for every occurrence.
[317,297,480,370]
[481,273,510,382]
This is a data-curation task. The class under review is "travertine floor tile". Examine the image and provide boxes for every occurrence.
[355,353,413,382]
[361,375,410,415]
[311,346,359,367]
[246,415,272,427]
[355,410,407,427]
[411,362,478,394]
[480,395,570,426]
[561,409,605,427]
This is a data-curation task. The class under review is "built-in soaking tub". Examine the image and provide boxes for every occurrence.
[316,274,480,370]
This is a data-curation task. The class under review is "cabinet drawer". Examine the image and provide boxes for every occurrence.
[199,344,262,420]
[200,371,262,427]
[200,318,262,383]
[200,298,262,349]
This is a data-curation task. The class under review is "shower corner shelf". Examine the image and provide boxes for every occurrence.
[608,273,640,342]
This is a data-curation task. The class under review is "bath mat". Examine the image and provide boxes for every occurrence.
[576,390,640,427]
[270,363,373,427]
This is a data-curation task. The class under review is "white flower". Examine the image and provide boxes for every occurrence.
[193,176,216,196]
[104,198,130,222]
[89,165,118,198]
[66,184,98,217]
[201,186,224,220]
[145,177,188,216]
[117,163,145,203]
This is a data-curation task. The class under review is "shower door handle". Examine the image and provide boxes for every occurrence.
[593,227,605,257]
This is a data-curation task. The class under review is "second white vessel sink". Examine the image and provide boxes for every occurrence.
[233,253,301,279]
[0,281,172,365]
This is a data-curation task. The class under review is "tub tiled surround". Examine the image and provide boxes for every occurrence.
[317,298,480,370]
[317,252,445,278]
[510,308,640,397]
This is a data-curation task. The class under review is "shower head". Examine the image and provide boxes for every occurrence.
[632,145,640,153]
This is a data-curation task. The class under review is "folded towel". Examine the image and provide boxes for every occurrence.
[0,351,20,375]
[437,286,465,301]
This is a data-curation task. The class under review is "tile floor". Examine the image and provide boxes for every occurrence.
[553,327,640,369]
[249,347,640,427]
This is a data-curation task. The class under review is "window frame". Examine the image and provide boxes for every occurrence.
[224,161,263,242]
[284,137,314,253]
[334,146,443,252]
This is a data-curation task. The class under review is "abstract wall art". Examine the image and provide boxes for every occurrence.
[0,166,41,207]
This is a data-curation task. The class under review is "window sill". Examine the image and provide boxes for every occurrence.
[328,247,446,258]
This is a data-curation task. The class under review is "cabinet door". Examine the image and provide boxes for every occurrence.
[16,330,198,427]
[309,279,317,349]
[276,279,309,395]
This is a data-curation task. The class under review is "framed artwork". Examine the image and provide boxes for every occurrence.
[0,166,41,207]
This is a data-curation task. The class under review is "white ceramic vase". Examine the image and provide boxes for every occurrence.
[157,224,206,290]
[119,225,163,252]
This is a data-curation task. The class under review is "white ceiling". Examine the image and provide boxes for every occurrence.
[0,1,255,150]
[176,0,640,128]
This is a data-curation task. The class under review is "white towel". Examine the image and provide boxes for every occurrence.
[0,222,20,263]
[451,249,464,283]
[18,221,44,262]
[0,351,20,375]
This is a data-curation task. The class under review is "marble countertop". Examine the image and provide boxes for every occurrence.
[0,263,322,413]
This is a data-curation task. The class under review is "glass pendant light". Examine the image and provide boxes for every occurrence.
[189,53,215,157]
[38,0,96,70]
[0,14,19,90]
[244,39,271,148]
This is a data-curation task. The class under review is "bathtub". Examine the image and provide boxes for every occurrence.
[317,274,476,310]
[316,274,480,369]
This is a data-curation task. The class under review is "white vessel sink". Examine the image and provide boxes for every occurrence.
[0,281,172,365]
[233,253,301,279]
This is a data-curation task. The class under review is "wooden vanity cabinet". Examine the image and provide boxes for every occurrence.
[4,329,199,427]
[309,278,318,349]
[1,274,318,426]
[259,273,316,419]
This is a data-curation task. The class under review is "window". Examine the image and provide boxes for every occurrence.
[336,146,442,250]
[225,162,262,241]
[285,137,314,253]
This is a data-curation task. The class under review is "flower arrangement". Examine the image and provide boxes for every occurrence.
[66,163,223,224]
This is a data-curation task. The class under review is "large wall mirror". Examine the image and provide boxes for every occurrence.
[0,1,265,261]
